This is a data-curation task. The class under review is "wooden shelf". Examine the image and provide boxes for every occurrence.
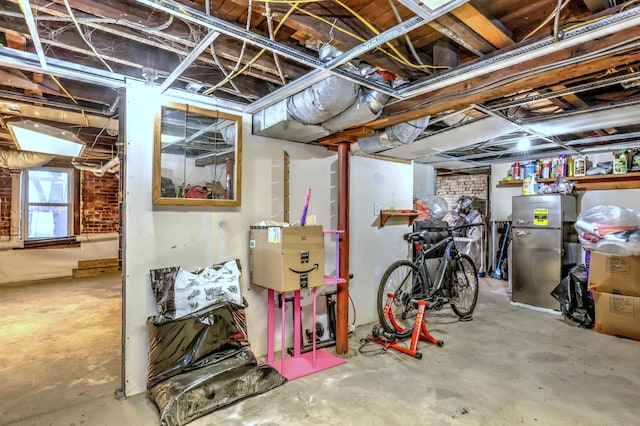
[497,172,640,191]
[379,210,419,227]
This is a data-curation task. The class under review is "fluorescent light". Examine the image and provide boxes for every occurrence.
[8,120,85,157]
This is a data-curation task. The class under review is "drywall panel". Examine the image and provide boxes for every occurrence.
[349,156,414,325]
[414,163,437,198]
[490,162,521,221]
[123,84,337,396]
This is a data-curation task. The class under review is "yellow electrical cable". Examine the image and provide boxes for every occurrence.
[52,75,90,126]
[204,2,301,95]
[294,1,447,70]
[561,16,607,33]
[205,0,448,95]
[52,75,79,104]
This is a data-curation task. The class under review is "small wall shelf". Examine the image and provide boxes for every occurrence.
[497,172,640,191]
[379,210,419,227]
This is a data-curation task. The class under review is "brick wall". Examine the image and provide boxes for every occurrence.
[81,171,120,233]
[0,168,11,236]
[436,174,490,222]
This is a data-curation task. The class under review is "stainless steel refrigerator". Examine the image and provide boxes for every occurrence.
[511,194,578,310]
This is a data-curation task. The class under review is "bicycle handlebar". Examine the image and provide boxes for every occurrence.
[402,222,485,242]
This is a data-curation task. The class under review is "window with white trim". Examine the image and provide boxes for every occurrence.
[22,167,74,239]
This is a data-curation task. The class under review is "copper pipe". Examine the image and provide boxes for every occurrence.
[335,141,350,354]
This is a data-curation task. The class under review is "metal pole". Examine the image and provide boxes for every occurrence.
[336,142,350,354]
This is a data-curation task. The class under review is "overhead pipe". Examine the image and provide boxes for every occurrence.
[287,45,359,125]
[72,157,120,177]
[322,71,392,133]
[353,116,430,154]
[0,148,54,169]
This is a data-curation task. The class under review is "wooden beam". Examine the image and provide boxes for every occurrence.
[450,3,514,49]
[318,127,375,146]
[370,30,640,129]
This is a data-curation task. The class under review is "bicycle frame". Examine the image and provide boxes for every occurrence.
[413,235,458,298]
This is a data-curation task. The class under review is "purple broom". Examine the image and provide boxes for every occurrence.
[300,187,311,226]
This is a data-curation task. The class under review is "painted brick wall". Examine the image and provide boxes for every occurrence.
[0,168,11,236]
[81,171,120,233]
[436,174,490,221]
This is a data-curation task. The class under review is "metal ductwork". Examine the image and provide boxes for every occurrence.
[0,148,54,169]
[353,116,431,154]
[221,124,235,146]
[286,45,359,125]
[253,46,392,143]
[322,72,391,133]
[73,157,120,177]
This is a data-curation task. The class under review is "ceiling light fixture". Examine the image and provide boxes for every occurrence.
[517,134,531,151]
[398,0,470,18]
[7,120,86,157]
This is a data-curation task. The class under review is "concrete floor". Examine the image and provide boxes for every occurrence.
[2,276,639,425]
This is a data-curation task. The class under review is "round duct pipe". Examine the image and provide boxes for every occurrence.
[322,71,392,133]
[353,116,431,154]
[286,45,359,125]
[0,149,54,170]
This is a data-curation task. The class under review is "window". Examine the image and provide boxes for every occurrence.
[22,167,74,239]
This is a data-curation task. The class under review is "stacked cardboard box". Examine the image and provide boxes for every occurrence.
[588,251,640,340]
[249,225,324,292]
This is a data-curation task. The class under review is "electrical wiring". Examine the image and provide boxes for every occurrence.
[204,1,301,95]
[205,0,446,94]
[62,0,112,72]
[522,0,571,41]
[387,0,428,72]
[404,36,640,112]
[51,75,89,126]
[332,0,447,70]
[265,2,287,85]
[292,1,448,71]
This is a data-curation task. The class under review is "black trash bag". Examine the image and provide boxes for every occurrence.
[149,347,286,426]
[550,264,594,328]
[147,302,249,388]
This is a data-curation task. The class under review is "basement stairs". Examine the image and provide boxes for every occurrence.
[72,258,121,278]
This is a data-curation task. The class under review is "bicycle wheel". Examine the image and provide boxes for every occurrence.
[449,254,479,318]
[376,260,424,339]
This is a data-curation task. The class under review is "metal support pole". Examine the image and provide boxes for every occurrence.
[336,142,350,354]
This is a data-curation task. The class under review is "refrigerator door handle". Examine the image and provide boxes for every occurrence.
[515,230,530,236]
[515,219,530,225]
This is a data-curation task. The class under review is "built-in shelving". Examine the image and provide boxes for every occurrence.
[497,172,640,191]
[379,210,419,227]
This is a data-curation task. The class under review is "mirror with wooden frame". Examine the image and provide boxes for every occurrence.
[153,102,242,206]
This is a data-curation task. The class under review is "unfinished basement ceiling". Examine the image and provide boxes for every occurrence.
[1,0,640,171]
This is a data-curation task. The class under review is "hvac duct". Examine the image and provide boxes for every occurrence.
[221,124,236,146]
[0,149,54,169]
[72,157,120,177]
[354,116,431,154]
[286,45,359,125]
[322,72,391,133]
[253,47,392,143]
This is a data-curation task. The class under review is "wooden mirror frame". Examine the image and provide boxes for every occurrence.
[152,101,242,207]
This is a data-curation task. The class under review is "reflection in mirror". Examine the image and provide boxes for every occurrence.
[153,102,241,206]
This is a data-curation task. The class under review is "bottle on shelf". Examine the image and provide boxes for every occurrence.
[542,159,550,179]
[613,150,628,174]
[574,156,587,176]
[567,156,574,177]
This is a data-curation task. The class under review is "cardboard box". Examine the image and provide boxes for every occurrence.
[588,251,640,297]
[593,292,640,341]
[249,225,324,292]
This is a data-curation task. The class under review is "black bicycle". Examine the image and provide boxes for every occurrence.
[376,223,481,339]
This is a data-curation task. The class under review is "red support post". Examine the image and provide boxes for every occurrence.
[335,142,350,354]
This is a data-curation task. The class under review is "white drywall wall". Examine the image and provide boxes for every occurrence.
[349,156,414,325]
[123,85,413,395]
[414,163,437,197]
